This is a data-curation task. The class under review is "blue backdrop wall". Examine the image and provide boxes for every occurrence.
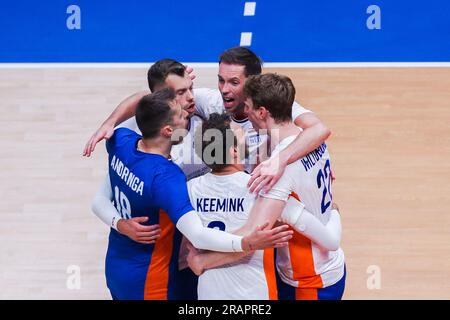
[1,0,449,62]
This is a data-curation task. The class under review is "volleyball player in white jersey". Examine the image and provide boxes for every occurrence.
[186,113,343,300]
[186,113,276,299]
[243,73,346,300]
[186,74,345,300]
[83,49,333,298]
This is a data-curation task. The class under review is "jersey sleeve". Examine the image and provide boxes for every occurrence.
[186,178,195,202]
[116,116,140,134]
[151,165,195,224]
[291,101,312,121]
[106,127,137,155]
[259,164,296,202]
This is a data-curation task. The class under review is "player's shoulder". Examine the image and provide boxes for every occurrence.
[139,156,187,195]
[271,135,297,157]
[232,170,252,185]
[194,87,221,99]
[155,157,186,180]
[107,127,139,152]
[292,100,312,113]
[190,170,250,185]
[292,100,312,121]
[116,116,141,134]
[114,127,138,139]
[188,171,251,199]
[190,114,204,127]
[193,87,224,118]
[187,171,208,190]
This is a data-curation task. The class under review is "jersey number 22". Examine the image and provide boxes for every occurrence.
[316,159,332,214]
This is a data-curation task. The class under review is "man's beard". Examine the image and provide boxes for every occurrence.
[225,101,245,116]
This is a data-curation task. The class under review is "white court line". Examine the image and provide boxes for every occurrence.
[0,62,449,68]
[264,62,450,68]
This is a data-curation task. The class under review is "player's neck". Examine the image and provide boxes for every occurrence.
[212,164,244,176]
[137,138,171,159]
[231,104,247,122]
[266,121,300,147]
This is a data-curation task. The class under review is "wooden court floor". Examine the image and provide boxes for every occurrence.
[0,66,449,299]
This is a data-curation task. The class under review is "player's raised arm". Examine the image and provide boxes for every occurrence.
[248,110,331,193]
[83,90,149,157]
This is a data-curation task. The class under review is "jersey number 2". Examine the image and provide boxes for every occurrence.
[207,221,226,231]
[316,159,332,214]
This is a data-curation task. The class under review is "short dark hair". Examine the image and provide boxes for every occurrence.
[195,113,237,172]
[244,73,296,123]
[219,47,262,76]
[147,59,186,92]
[135,88,176,139]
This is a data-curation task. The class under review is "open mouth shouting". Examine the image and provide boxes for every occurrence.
[185,103,196,115]
[222,96,235,109]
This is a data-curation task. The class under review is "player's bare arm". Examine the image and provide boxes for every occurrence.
[83,66,196,157]
[83,90,149,157]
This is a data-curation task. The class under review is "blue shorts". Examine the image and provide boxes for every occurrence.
[172,267,198,300]
[277,265,346,300]
[108,268,198,300]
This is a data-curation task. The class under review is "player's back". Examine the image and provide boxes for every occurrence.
[187,171,277,300]
[267,135,345,289]
[105,128,192,299]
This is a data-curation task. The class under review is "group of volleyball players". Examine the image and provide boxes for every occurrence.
[83,47,346,300]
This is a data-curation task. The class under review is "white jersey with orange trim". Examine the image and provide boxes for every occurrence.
[260,134,345,289]
[187,171,277,300]
[194,88,311,173]
[118,114,210,180]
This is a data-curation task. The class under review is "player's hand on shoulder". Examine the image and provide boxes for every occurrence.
[83,121,115,157]
[242,222,293,251]
[117,217,161,245]
[248,155,289,194]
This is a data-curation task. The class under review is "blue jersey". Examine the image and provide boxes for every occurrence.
[105,128,194,300]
